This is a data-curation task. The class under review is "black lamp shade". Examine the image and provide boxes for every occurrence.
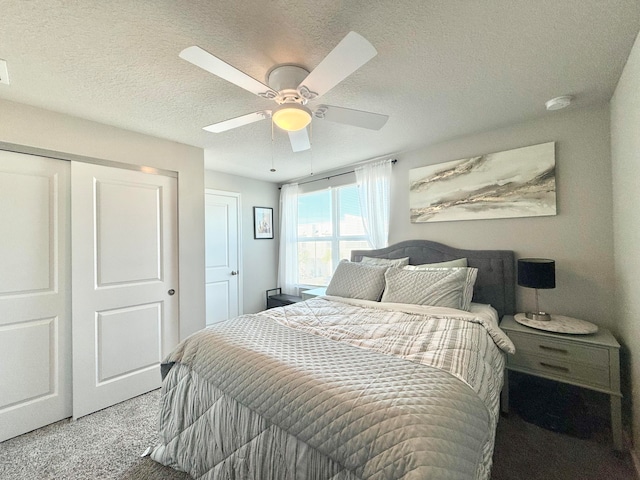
[518,258,556,289]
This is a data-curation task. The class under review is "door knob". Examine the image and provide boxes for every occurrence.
[231,271,238,275]
[168,289,175,295]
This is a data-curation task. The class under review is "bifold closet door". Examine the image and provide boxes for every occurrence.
[0,151,71,442]
[71,162,179,419]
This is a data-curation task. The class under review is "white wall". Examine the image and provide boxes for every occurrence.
[204,168,280,313]
[390,105,615,329]
[611,31,640,463]
[0,98,206,339]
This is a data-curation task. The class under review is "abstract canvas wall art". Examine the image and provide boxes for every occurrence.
[410,142,556,223]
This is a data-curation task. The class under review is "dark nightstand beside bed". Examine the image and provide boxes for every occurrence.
[266,288,302,309]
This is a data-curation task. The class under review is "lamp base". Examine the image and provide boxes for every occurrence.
[525,311,551,321]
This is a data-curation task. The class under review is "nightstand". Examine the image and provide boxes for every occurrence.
[265,288,302,309]
[301,287,327,300]
[500,315,622,451]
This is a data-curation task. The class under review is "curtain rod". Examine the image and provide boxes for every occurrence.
[281,159,397,189]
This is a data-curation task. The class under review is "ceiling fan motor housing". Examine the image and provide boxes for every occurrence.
[266,65,312,105]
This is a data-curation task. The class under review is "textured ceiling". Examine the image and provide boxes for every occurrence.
[0,0,638,182]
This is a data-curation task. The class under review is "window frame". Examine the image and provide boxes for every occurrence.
[296,184,369,288]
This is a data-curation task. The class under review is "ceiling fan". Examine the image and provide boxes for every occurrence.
[180,31,389,152]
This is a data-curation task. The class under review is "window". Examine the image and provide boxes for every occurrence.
[297,184,370,286]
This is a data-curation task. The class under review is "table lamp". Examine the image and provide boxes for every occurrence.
[517,258,555,321]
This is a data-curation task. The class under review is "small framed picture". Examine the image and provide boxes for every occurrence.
[253,207,274,239]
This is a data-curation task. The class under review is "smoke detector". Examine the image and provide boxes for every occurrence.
[545,96,572,111]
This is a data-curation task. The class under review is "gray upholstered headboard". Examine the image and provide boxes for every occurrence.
[351,239,515,318]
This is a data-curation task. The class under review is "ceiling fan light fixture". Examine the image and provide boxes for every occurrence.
[272,103,312,132]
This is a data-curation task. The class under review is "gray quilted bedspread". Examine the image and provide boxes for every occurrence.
[152,313,491,479]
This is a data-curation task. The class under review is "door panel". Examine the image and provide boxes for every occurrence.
[205,281,230,324]
[96,181,162,285]
[0,317,56,407]
[0,171,53,294]
[96,303,161,382]
[205,192,240,326]
[72,162,178,419]
[0,151,71,442]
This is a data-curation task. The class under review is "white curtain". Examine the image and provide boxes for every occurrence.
[277,183,299,295]
[355,159,392,249]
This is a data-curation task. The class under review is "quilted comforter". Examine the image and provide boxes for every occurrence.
[152,297,515,480]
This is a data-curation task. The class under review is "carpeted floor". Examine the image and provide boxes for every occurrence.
[0,389,636,479]
[492,412,636,480]
[0,390,189,480]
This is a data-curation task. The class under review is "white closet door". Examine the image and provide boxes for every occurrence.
[205,191,241,325]
[0,151,71,442]
[71,162,179,419]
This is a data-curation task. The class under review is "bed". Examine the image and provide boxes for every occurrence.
[152,239,516,479]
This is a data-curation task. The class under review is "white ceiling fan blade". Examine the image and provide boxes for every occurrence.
[297,32,377,99]
[180,46,276,98]
[288,128,311,152]
[203,111,271,133]
[314,105,388,130]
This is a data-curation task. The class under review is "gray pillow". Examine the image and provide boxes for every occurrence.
[361,256,410,267]
[326,260,387,301]
[404,257,468,269]
[380,267,478,311]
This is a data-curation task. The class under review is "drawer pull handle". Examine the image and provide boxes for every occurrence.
[539,345,568,354]
[539,362,570,372]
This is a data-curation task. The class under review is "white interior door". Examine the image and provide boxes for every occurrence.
[205,190,241,326]
[0,151,71,442]
[71,162,179,419]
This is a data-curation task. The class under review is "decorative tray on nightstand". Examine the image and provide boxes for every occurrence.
[514,313,598,334]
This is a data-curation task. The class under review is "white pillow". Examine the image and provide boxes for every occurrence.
[380,267,478,311]
[404,257,468,270]
[361,256,410,267]
[326,260,387,301]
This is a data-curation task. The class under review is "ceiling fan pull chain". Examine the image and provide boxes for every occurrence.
[270,120,276,172]
[309,122,314,176]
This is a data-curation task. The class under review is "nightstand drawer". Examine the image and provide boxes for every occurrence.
[509,352,610,389]
[508,331,609,367]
